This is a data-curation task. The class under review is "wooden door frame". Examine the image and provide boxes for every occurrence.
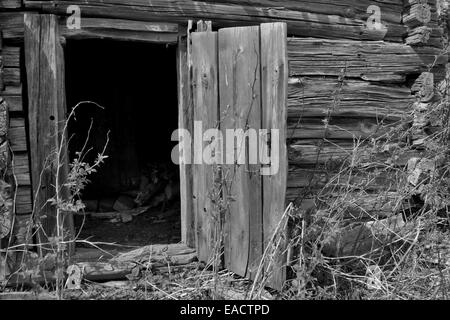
[24,13,73,253]
[24,13,195,250]
[177,32,195,248]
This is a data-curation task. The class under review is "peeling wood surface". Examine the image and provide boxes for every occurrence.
[0,1,22,9]
[261,22,288,290]
[204,0,404,24]
[2,94,22,112]
[24,13,74,246]
[287,38,447,82]
[0,12,25,41]
[287,77,414,119]
[59,17,179,43]
[1,67,30,212]
[1,0,447,291]
[11,153,31,186]
[287,140,422,166]
[287,167,401,191]
[219,26,262,279]
[283,0,446,211]
[191,30,219,264]
[2,68,20,86]
[2,47,20,68]
[9,118,27,152]
[24,0,406,41]
[15,186,32,214]
[112,243,196,264]
[6,244,198,286]
[287,117,398,140]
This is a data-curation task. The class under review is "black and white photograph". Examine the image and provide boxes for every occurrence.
[0,0,450,308]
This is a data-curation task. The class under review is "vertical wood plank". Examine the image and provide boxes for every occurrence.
[24,13,74,251]
[261,22,288,290]
[53,15,74,254]
[24,13,41,232]
[37,14,58,247]
[191,31,219,264]
[219,26,262,278]
[177,35,195,248]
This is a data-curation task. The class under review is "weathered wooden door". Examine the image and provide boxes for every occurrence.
[24,13,74,251]
[191,22,288,288]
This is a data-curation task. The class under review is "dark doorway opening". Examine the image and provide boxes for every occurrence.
[64,39,181,253]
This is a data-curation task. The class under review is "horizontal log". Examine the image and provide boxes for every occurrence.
[2,95,22,112]
[0,12,24,41]
[288,141,363,165]
[9,117,27,152]
[287,167,403,191]
[203,0,404,24]
[15,186,32,215]
[65,246,198,282]
[287,140,422,166]
[288,39,447,82]
[1,47,20,68]
[6,253,197,287]
[155,262,201,274]
[112,243,197,265]
[59,17,179,43]
[24,0,406,41]
[323,192,411,219]
[62,29,178,43]
[288,77,415,119]
[0,84,21,96]
[70,261,137,282]
[62,17,178,33]
[3,68,20,86]
[286,188,411,218]
[332,193,411,219]
[405,26,432,46]
[71,248,117,262]
[287,117,398,140]
[0,85,23,112]
[322,214,408,258]
[11,152,31,186]
[285,190,315,206]
[0,1,22,9]
[405,22,443,47]
[425,36,445,48]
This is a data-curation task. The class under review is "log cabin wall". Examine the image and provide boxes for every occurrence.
[0,0,33,255]
[0,0,448,252]
[285,0,448,212]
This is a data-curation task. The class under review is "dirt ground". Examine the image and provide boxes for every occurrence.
[74,206,181,251]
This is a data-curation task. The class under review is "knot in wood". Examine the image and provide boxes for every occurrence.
[344,8,356,18]
[201,73,209,87]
